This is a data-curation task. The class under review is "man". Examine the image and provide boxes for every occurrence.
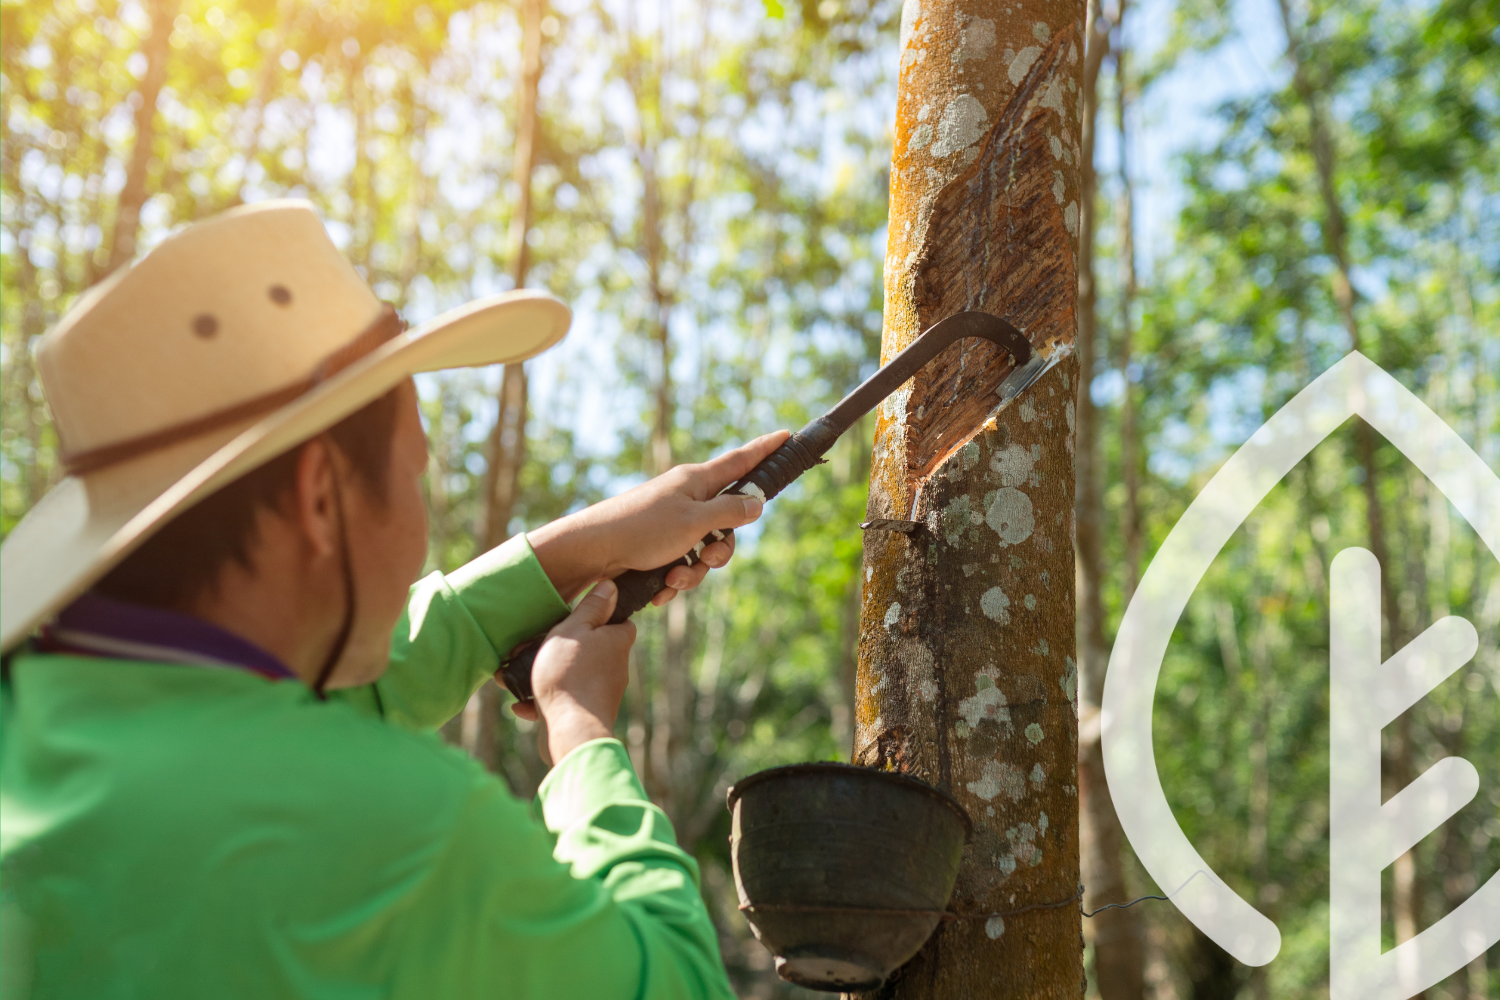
[0,201,783,998]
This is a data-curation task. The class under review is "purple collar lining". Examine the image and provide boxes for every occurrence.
[39,592,298,681]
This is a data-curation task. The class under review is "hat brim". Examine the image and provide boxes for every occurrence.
[0,289,569,652]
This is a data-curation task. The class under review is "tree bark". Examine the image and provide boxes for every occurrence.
[1113,18,1143,604]
[853,0,1085,993]
[1273,0,1424,961]
[480,0,544,550]
[464,0,546,774]
[620,12,693,818]
[1076,0,1144,993]
[99,0,175,281]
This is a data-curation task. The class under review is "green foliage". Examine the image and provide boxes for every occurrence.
[1086,0,1500,991]
[4,0,1498,994]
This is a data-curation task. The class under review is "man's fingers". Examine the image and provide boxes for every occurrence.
[665,562,711,592]
[699,537,734,568]
[700,492,764,532]
[569,579,619,629]
[697,430,791,493]
[510,700,539,722]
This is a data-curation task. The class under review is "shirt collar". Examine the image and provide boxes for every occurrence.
[38,592,299,682]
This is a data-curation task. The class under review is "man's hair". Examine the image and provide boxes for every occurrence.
[94,387,404,610]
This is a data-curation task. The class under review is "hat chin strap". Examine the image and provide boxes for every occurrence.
[312,469,357,700]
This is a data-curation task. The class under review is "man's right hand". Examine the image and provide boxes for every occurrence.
[509,579,635,765]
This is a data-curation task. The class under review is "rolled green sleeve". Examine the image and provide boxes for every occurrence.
[335,533,571,729]
[392,739,735,999]
[336,539,732,996]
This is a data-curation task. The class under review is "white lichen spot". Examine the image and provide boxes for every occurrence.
[899,0,922,50]
[990,442,1036,486]
[1039,811,1049,834]
[957,674,1011,728]
[1031,638,1049,656]
[1025,722,1044,744]
[1007,822,1040,865]
[961,563,977,577]
[908,122,934,153]
[1008,45,1041,85]
[930,93,988,158]
[865,565,873,582]
[1064,200,1079,236]
[917,101,931,121]
[997,853,1018,875]
[1032,20,1051,41]
[967,759,1026,802]
[1049,134,1063,160]
[985,488,1035,546]
[1061,655,1078,710]
[979,586,1011,624]
[951,14,996,65]
[1024,593,1037,611]
[985,915,1006,939]
[1052,169,1065,204]
[1030,763,1046,789]
[1040,75,1066,117]
[1019,396,1038,422]
[882,380,912,421]
[884,601,902,628]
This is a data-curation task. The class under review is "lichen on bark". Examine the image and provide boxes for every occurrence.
[854,0,1085,993]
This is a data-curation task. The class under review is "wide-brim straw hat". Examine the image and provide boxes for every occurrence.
[0,200,569,652]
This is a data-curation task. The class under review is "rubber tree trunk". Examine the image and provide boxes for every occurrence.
[480,0,544,553]
[480,0,546,554]
[465,0,545,775]
[1075,2,1144,996]
[1273,0,1424,964]
[852,0,1085,993]
[1112,10,1143,604]
[99,0,175,282]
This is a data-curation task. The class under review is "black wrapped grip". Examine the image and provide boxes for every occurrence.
[498,429,833,703]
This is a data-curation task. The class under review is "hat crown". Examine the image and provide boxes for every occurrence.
[38,201,382,458]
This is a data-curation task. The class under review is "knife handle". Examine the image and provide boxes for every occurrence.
[498,429,835,704]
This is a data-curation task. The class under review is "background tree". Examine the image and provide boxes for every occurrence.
[4,0,1496,996]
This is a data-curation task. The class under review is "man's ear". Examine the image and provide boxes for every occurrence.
[291,437,342,560]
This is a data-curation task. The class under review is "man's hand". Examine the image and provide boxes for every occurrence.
[511,579,635,765]
[527,430,790,605]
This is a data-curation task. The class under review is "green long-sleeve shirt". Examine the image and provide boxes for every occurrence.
[0,536,735,1000]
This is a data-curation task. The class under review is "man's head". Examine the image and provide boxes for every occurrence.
[95,378,431,689]
[0,201,568,656]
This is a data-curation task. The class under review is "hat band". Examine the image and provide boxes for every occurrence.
[59,305,405,476]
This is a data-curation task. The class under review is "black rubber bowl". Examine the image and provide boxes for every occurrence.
[726,762,971,992]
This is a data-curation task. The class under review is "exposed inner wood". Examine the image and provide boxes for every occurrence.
[905,28,1078,484]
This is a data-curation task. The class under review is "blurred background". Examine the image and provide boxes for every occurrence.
[1,0,1496,994]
